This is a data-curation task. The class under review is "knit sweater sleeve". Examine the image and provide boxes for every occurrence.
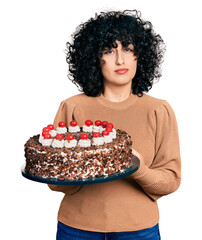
[47,100,81,194]
[131,100,181,201]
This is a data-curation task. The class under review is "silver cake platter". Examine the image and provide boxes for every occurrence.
[21,155,140,185]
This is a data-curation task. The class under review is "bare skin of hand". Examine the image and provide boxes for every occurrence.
[131,148,143,170]
[132,148,142,160]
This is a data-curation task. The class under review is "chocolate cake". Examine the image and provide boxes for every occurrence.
[24,120,134,180]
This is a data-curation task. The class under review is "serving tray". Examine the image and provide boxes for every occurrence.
[21,155,139,185]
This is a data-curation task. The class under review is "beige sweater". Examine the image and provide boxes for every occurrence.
[48,93,181,232]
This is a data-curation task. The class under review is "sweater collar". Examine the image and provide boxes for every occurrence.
[95,93,138,109]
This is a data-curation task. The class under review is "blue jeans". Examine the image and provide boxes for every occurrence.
[56,221,161,240]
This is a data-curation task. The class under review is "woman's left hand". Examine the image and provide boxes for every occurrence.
[131,148,143,160]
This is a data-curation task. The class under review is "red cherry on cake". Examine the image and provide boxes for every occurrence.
[47,124,54,130]
[59,121,66,128]
[80,133,88,140]
[42,127,50,133]
[42,127,50,137]
[85,120,93,126]
[106,123,113,129]
[70,120,77,127]
[102,130,109,136]
[44,133,51,139]
[42,131,49,137]
[95,120,102,126]
[106,127,112,132]
[55,134,63,141]
[66,134,74,140]
[101,121,108,128]
[93,132,100,138]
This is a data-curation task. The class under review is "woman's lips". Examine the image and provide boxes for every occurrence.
[115,69,128,74]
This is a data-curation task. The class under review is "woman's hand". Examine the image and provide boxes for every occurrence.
[132,148,143,160]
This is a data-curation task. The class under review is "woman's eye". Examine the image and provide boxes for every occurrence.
[124,48,133,52]
[103,50,113,54]
[103,48,134,54]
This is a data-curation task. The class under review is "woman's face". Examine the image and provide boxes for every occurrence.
[100,40,137,87]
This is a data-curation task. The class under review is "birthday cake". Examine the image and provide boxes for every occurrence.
[24,120,134,180]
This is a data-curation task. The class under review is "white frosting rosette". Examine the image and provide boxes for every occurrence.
[56,126,67,134]
[82,125,93,132]
[92,125,100,132]
[38,134,44,143]
[68,125,80,133]
[64,139,77,148]
[103,135,113,143]
[78,139,91,147]
[49,129,57,137]
[99,126,106,133]
[92,137,104,146]
[41,138,53,146]
[109,128,116,139]
[52,139,65,148]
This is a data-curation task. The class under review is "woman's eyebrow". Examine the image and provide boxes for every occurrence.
[103,47,111,50]
[126,44,134,48]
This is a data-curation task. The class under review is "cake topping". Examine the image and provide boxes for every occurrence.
[95,120,102,126]
[78,139,91,147]
[42,136,53,146]
[42,131,49,137]
[101,121,108,128]
[47,124,54,130]
[102,130,109,136]
[49,130,57,137]
[93,120,102,132]
[78,133,91,147]
[66,134,74,140]
[46,124,57,137]
[57,122,67,134]
[106,126,116,140]
[69,120,80,133]
[106,123,114,129]
[41,133,53,146]
[55,134,63,141]
[52,134,64,148]
[70,120,78,127]
[80,133,88,140]
[44,133,51,139]
[106,123,116,139]
[39,127,50,143]
[93,132,101,138]
[102,130,112,143]
[65,134,77,148]
[83,120,93,132]
[59,121,66,127]
[106,127,113,132]
[92,132,104,146]
[79,132,90,147]
[42,127,50,133]
[38,119,117,147]
[85,120,93,126]
[100,120,108,132]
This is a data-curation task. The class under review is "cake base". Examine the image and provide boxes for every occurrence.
[21,155,139,185]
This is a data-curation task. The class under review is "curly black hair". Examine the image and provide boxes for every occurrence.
[65,9,166,97]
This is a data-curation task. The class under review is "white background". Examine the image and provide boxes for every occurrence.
[1,0,202,239]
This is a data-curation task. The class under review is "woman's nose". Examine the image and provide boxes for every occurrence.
[116,51,124,65]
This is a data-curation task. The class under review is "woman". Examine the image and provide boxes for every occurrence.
[48,9,181,240]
